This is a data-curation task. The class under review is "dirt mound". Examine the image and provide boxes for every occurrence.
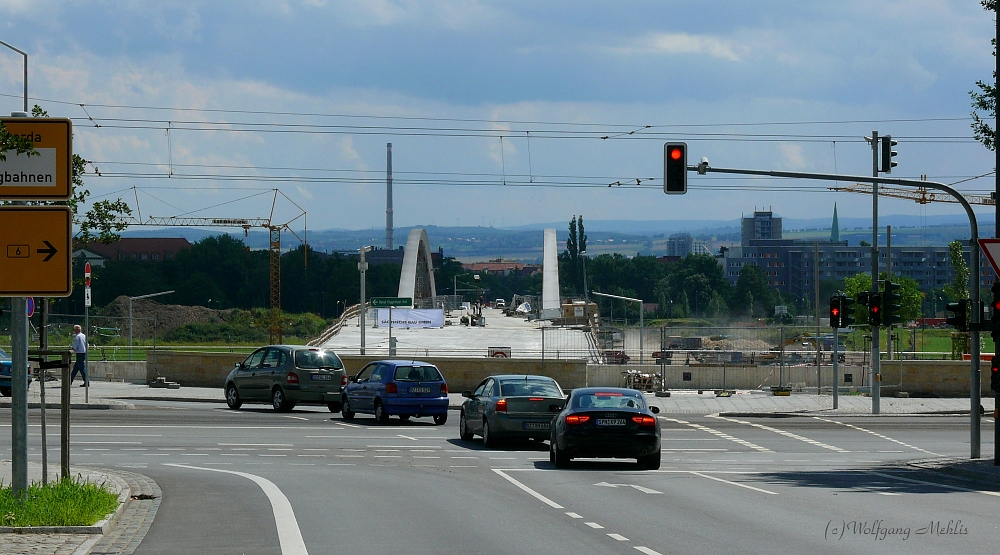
[99,295,231,339]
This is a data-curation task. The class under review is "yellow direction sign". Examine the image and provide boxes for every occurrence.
[0,206,72,296]
[0,117,72,200]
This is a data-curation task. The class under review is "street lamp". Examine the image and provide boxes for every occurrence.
[359,246,371,355]
[129,291,174,360]
[0,40,28,114]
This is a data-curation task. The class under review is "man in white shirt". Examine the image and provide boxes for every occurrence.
[71,325,89,387]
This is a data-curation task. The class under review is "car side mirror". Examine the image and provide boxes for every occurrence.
[350,375,359,382]
[461,391,473,398]
[650,406,660,414]
[236,362,246,370]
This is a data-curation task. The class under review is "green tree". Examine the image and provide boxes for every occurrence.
[943,239,970,301]
[844,272,923,324]
[734,264,774,317]
[971,0,997,151]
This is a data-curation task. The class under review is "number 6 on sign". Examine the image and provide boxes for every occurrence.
[6,245,28,258]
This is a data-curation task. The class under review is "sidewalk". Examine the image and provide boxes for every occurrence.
[2,380,994,416]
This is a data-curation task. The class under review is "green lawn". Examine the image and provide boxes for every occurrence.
[0,478,119,527]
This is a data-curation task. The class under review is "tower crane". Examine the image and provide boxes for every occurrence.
[830,183,995,206]
[116,189,306,344]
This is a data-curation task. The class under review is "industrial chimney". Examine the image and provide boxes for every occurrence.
[386,143,393,250]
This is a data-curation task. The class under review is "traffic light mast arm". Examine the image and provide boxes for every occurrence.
[692,164,981,327]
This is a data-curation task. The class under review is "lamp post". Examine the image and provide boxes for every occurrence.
[129,291,174,360]
[581,250,590,325]
[359,246,371,355]
[0,40,28,113]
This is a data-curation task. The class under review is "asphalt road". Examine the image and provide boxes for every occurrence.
[2,400,997,555]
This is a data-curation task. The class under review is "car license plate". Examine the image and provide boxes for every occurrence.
[310,374,332,381]
[410,386,431,394]
[523,422,549,430]
[596,418,627,427]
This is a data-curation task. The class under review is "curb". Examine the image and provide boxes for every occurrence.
[908,457,1000,486]
[0,401,134,410]
[0,470,131,535]
[123,396,226,404]
[715,410,978,418]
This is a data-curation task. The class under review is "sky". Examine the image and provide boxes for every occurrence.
[0,0,996,236]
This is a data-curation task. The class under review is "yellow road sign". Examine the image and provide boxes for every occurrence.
[0,117,72,200]
[0,207,72,296]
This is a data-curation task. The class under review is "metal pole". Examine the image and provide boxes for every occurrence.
[11,297,27,495]
[0,40,27,113]
[388,305,392,356]
[887,225,893,361]
[128,297,133,361]
[780,325,785,389]
[61,352,70,480]
[833,327,840,409]
[40,299,48,485]
[871,131,881,414]
[639,303,644,365]
[815,241,821,394]
[359,247,368,355]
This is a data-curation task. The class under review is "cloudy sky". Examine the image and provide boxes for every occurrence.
[0,1,996,234]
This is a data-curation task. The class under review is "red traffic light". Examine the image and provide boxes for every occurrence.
[831,308,840,317]
[663,142,687,194]
[669,147,682,160]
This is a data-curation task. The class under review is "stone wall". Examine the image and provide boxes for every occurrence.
[338,355,587,392]
[147,351,244,388]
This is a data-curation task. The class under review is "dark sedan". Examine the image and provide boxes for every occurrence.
[549,387,661,470]
[460,375,566,446]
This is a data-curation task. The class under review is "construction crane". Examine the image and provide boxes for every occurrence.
[830,183,996,206]
[116,189,307,344]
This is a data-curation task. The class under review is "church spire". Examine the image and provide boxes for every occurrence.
[831,203,840,242]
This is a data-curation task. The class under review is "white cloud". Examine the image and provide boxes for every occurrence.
[778,143,807,169]
[610,32,744,61]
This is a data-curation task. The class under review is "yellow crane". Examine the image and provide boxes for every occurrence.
[116,190,306,344]
[830,183,995,206]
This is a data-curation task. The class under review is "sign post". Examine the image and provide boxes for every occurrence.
[978,238,1000,466]
[371,298,412,357]
[84,261,91,343]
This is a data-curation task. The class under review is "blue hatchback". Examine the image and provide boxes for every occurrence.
[341,360,449,425]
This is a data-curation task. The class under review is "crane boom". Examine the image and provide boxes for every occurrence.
[830,183,995,206]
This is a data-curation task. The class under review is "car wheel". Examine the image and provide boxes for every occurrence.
[374,401,389,425]
[482,419,497,448]
[433,414,448,426]
[638,451,661,470]
[327,401,342,413]
[459,411,474,440]
[553,443,571,469]
[341,396,355,420]
[226,384,242,410]
[398,415,411,422]
[0,386,11,397]
[549,439,556,463]
[271,388,292,412]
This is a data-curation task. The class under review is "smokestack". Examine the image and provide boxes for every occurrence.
[386,143,393,250]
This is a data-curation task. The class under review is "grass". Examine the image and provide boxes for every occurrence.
[0,477,119,527]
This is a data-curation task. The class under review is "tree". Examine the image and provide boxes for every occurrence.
[971,0,997,151]
[734,264,774,317]
[844,272,923,324]
[943,239,970,301]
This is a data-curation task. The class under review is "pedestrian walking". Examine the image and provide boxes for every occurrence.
[71,324,89,387]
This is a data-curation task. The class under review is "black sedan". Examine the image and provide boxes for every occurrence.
[549,387,661,470]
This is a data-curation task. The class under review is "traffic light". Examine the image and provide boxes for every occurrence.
[840,295,855,327]
[991,282,1000,343]
[881,280,902,326]
[880,135,898,173]
[868,292,882,326]
[663,142,687,194]
[945,299,969,332]
[991,356,1000,394]
[830,296,842,328]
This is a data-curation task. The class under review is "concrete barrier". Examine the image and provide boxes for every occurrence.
[89,361,147,383]
[147,351,244,388]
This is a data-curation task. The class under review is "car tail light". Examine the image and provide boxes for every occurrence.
[529,397,544,401]
[566,415,590,425]
[632,415,656,426]
[286,373,299,384]
[496,398,507,413]
[386,382,398,394]
[341,374,348,386]
[440,383,449,395]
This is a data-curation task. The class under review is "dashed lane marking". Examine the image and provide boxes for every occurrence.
[585,522,604,529]
[660,417,771,452]
[608,534,629,541]
[492,469,563,509]
[566,512,582,519]
[634,547,663,555]
[709,415,848,452]
[812,417,943,456]
[688,471,779,495]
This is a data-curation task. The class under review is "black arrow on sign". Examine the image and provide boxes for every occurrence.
[37,241,57,262]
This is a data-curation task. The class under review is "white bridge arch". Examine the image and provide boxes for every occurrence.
[398,228,437,306]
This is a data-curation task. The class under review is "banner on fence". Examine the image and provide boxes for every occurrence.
[375,308,444,329]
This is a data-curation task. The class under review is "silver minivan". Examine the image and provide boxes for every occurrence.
[225,345,346,412]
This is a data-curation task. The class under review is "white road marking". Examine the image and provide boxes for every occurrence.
[327,463,356,466]
[593,482,662,494]
[566,512,582,519]
[634,547,663,555]
[876,492,901,496]
[76,441,142,444]
[397,435,418,441]
[608,533,629,541]
[181,454,209,456]
[660,417,771,452]
[220,453,249,457]
[220,443,294,446]
[688,471,779,495]
[869,471,1000,497]
[492,469,563,509]
[585,522,604,529]
[660,448,728,452]
[709,415,847,452]
[812,417,943,456]
[450,465,478,468]
[165,463,309,555]
[283,416,309,421]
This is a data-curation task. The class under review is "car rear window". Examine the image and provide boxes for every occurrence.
[573,392,644,410]
[498,378,563,398]
[393,365,443,382]
[294,349,344,369]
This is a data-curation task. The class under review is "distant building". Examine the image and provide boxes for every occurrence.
[741,210,782,245]
[73,237,192,268]
[665,233,711,257]
[463,259,541,277]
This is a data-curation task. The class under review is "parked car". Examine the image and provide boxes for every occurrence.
[0,348,30,397]
[341,360,449,425]
[460,375,566,446]
[549,387,661,470]
[225,345,346,412]
[495,299,506,309]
